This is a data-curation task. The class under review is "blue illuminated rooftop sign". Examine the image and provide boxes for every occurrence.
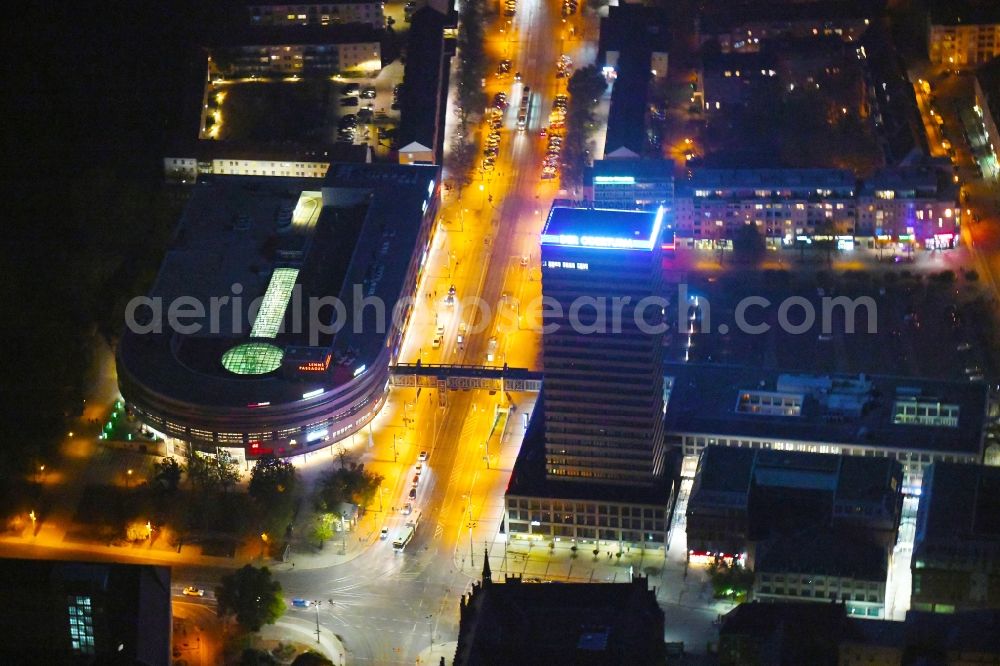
[540,206,664,251]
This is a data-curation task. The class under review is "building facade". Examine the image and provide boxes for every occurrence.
[585,159,675,211]
[672,167,957,248]
[673,168,858,248]
[540,207,666,486]
[857,167,960,250]
[247,2,386,29]
[928,5,1000,68]
[212,39,381,76]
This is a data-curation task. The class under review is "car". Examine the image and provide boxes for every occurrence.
[456,333,465,346]
[342,83,360,96]
[540,127,547,137]
[520,255,529,267]
[482,160,495,171]
[497,59,512,75]
[380,527,389,540]
[358,108,374,123]
[182,586,205,597]
[436,323,445,335]
[361,86,377,99]
[484,147,499,157]
[418,450,429,461]
[432,335,442,349]
[416,463,423,475]
[412,474,420,485]
[969,374,985,382]
[401,502,413,514]
[965,366,983,375]
[408,487,417,499]
[291,598,312,608]
[340,97,359,107]
[490,118,503,130]
[514,71,522,82]
[339,114,358,126]
[957,342,972,351]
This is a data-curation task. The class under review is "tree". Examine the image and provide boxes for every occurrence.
[216,565,285,632]
[212,449,243,492]
[151,456,182,492]
[310,512,336,548]
[248,455,297,503]
[562,66,608,187]
[708,560,754,602]
[315,463,383,512]
[292,652,334,666]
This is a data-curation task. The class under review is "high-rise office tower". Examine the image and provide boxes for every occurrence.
[539,206,666,486]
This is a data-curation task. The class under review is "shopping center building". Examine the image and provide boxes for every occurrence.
[116,163,439,459]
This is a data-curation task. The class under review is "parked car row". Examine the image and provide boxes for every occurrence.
[542,95,567,179]
[556,54,572,79]
[561,0,577,17]
[483,104,504,171]
[504,0,516,17]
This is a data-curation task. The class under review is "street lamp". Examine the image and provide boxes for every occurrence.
[126,469,133,489]
[260,532,269,560]
[313,600,323,643]
[37,464,45,483]
[29,510,36,534]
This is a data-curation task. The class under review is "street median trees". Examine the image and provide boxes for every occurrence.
[562,66,608,188]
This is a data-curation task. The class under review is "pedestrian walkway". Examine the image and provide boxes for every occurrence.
[259,617,347,666]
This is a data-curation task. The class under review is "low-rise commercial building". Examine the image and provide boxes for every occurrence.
[927,0,1000,67]
[911,462,1000,613]
[454,561,666,665]
[164,141,369,183]
[753,529,889,618]
[687,447,903,557]
[719,602,1000,665]
[665,364,989,492]
[584,159,674,211]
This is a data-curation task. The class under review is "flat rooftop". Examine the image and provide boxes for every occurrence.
[755,528,887,581]
[119,163,437,407]
[664,363,987,455]
[680,168,856,192]
[692,446,900,501]
[540,206,663,251]
[917,462,1000,544]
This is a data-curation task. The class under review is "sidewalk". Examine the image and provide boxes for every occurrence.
[415,640,457,666]
[259,617,347,666]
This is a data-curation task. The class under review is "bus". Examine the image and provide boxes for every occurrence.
[392,510,421,552]
[516,87,532,131]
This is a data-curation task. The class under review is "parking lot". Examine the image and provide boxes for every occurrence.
[208,61,404,151]
[670,266,999,381]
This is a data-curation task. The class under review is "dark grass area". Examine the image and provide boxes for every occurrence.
[669,268,998,380]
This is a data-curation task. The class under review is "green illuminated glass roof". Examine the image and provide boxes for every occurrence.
[250,267,299,339]
[222,342,284,375]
